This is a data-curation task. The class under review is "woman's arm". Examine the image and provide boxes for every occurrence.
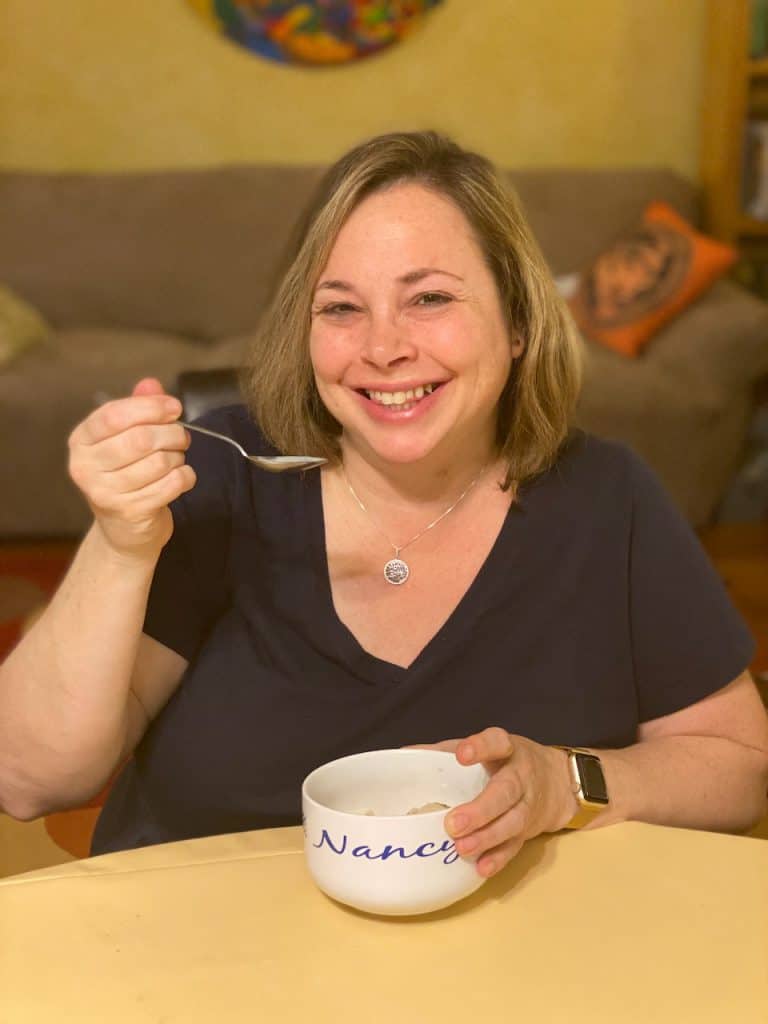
[420,671,768,877]
[582,670,768,834]
[0,529,188,819]
[0,381,193,820]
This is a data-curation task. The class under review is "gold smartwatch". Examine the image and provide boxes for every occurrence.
[554,746,609,829]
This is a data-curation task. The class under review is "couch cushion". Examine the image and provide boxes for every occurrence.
[0,328,251,536]
[0,167,326,341]
[648,279,768,390]
[577,363,751,527]
[574,282,768,527]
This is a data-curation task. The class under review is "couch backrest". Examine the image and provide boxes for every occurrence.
[0,165,698,340]
[509,168,699,275]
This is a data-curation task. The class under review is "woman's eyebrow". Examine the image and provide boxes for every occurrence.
[315,267,463,293]
[315,279,353,293]
[398,267,464,285]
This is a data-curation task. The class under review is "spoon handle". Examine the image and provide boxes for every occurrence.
[179,421,248,458]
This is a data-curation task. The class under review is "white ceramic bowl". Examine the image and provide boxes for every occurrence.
[302,748,489,916]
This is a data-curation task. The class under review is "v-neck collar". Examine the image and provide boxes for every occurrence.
[306,468,523,686]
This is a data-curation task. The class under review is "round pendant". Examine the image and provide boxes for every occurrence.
[383,558,410,586]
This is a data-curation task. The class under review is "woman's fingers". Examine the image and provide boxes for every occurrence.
[72,394,182,447]
[475,834,526,878]
[131,376,166,398]
[404,739,462,753]
[440,727,532,877]
[453,793,528,857]
[101,449,189,496]
[447,763,523,839]
[454,726,515,767]
[118,463,197,515]
[86,422,190,473]
[94,464,197,522]
[87,460,197,515]
[445,727,518,836]
[449,769,530,877]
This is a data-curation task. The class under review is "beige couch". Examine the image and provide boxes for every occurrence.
[1,165,767,537]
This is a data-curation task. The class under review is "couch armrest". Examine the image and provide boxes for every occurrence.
[176,367,241,422]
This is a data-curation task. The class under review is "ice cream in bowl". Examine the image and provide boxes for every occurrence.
[301,748,489,916]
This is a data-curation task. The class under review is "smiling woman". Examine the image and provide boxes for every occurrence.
[245,131,580,488]
[1,132,767,875]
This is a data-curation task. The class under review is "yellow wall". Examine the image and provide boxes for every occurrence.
[0,0,706,178]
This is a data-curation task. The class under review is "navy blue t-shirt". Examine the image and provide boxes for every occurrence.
[91,405,754,853]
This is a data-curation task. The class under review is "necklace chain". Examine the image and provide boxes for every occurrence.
[340,464,486,558]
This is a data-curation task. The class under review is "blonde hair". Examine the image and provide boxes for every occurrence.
[242,130,582,488]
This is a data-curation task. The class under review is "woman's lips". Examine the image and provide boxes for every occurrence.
[352,382,446,422]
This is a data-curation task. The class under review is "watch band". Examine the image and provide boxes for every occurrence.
[553,745,609,829]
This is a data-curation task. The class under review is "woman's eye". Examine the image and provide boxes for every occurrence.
[415,292,451,307]
[318,303,359,316]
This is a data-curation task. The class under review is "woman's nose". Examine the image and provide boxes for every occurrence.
[361,315,416,368]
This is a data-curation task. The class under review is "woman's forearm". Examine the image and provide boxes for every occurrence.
[0,523,159,818]
[585,735,768,834]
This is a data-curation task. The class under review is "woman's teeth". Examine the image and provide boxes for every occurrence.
[364,384,437,407]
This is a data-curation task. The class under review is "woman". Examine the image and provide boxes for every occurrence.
[1,132,767,875]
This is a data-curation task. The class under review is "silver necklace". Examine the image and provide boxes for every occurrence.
[340,464,486,586]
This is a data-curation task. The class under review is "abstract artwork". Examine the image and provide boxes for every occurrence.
[186,0,445,66]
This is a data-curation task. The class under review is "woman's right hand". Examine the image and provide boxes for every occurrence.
[68,377,196,559]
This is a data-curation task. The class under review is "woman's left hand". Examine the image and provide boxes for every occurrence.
[415,728,578,877]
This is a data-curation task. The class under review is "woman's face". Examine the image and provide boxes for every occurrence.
[309,183,521,468]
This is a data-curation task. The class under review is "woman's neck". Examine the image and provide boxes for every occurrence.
[337,435,500,512]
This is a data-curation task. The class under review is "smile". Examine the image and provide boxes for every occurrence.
[358,383,442,411]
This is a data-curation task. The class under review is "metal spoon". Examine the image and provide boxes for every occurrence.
[91,393,325,473]
[180,422,327,473]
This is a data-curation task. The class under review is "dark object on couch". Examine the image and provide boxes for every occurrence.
[716,380,768,521]
[177,368,242,425]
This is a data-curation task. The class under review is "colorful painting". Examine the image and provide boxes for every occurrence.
[186,1,445,66]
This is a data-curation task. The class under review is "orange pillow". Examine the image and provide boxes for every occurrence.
[568,202,738,357]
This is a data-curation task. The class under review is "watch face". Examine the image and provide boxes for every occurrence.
[577,754,609,804]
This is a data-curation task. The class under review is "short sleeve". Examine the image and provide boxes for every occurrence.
[627,451,755,722]
[143,414,235,661]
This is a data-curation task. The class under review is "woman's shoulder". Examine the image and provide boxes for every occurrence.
[520,429,651,519]
[557,428,642,477]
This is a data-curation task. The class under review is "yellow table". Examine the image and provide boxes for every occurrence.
[1,822,766,1023]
